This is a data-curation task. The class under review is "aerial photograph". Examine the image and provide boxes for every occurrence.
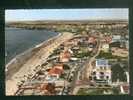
[5,9,129,95]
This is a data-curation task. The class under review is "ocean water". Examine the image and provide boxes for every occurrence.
[5,27,58,63]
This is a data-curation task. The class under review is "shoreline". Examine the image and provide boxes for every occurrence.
[5,32,62,81]
[6,32,74,95]
[5,27,59,64]
[6,32,61,70]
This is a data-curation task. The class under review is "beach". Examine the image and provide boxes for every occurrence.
[6,32,73,95]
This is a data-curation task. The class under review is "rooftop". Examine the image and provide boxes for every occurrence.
[48,64,64,75]
[96,59,109,67]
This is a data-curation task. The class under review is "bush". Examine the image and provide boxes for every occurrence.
[96,51,127,59]
[63,64,70,70]
[111,63,127,82]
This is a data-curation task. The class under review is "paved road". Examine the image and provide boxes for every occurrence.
[69,61,83,94]
[72,38,101,95]
[85,39,101,79]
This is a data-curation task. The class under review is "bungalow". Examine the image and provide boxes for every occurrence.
[105,36,112,43]
[120,84,129,94]
[40,82,56,95]
[112,35,121,43]
[46,64,64,80]
[59,50,71,63]
[88,36,96,44]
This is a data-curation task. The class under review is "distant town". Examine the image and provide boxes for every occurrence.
[6,20,129,95]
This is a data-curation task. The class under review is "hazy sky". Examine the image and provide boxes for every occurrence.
[5,9,128,22]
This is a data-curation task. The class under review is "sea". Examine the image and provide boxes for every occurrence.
[5,27,58,64]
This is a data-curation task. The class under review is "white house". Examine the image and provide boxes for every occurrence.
[94,59,111,84]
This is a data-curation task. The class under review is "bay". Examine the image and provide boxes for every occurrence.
[5,27,58,63]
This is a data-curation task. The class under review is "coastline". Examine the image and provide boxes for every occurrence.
[6,32,61,70]
[5,27,59,64]
[6,32,73,95]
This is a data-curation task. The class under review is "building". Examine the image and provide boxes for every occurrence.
[93,59,111,84]
[96,59,109,67]
[46,64,64,80]
[120,84,129,94]
[88,36,96,44]
[105,36,112,43]
[40,83,56,95]
[112,35,121,43]
[59,50,71,62]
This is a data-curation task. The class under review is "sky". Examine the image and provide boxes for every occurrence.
[5,8,128,22]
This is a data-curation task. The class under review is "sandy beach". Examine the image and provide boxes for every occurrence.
[6,32,73,95]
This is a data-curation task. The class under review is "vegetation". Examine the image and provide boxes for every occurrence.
[77,88,120,95]
[109,42,121,48]
[96,51,127,59]
[111,63,127,82]
[74,52,90,58]
[60,73,67,79]
[63,64,70,70]
[73,47,91,58]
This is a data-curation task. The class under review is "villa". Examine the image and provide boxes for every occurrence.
[92,59,111,84]
[59,50,71,63]
[46,64,64,80]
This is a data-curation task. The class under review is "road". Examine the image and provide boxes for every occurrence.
[85,39,101,79]
[69,61,83,94]
[71,38,101,95]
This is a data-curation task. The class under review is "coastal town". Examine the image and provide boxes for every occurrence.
[6,20,129,95]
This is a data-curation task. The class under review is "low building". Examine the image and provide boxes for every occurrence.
[96,59,109,67]
[105,36,112,43]
[39,82,56,95]
[93,59,111,84]
[59,50,71,62]
[112,35,121,43]
[46,64,64,80]
[120,84,129,94]
[88,36,96,44]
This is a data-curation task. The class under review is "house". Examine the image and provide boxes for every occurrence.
[96,59,109,67]
[112,35,121,43]
[101,36,112,44]
[105,36,112,43]
[120,84,129,94]
[40,83,56,95]
[59,50,71,62]
[93,59,111,84]
[46,64,64,80]
[88,36,96,44]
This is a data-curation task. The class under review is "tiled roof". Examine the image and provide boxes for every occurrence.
[48,67,63,75]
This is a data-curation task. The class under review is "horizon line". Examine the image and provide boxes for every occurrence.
[6,18,128,23]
